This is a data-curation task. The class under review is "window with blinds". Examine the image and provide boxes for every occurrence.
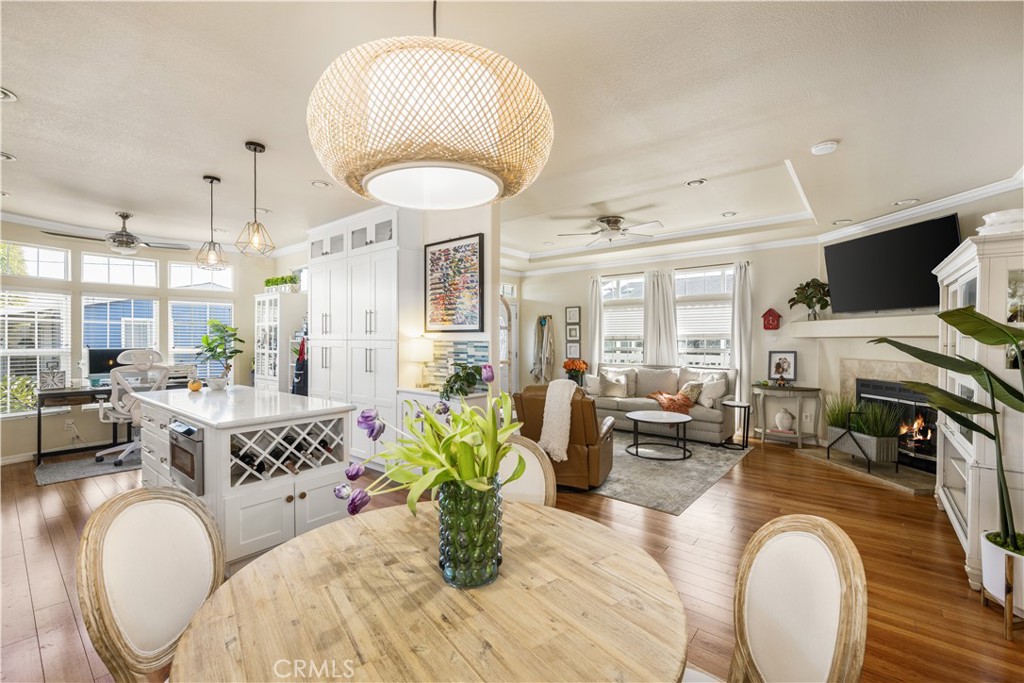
[82,296,158,351]
[675,267,734,368]
[602,275,645,364]
[169,301,233,378]
[0,290,72,413]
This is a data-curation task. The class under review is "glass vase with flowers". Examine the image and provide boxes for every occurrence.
[563,358,588,386]
[334,363,525,588]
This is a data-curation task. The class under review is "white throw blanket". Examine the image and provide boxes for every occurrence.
[537,379,577,462]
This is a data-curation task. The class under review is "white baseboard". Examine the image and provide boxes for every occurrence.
[1,439,117,467]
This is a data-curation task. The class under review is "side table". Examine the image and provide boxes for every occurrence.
[721,400,751,449]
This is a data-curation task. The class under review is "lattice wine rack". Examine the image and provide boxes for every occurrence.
[229,418,345,487]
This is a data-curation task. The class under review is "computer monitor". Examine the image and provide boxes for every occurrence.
[88,348,128,378]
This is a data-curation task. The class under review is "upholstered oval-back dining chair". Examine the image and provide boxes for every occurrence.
[77,487,224,683]
[498,435,557,506]
[728,514,867,683]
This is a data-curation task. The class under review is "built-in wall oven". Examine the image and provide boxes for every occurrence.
[168,417,204,496]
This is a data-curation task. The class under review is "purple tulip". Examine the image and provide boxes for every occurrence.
[356,408,378,431]
[432,400,450,415]
[334,483,352,500]
[481,363,495,383]
[414,409,424,419]
[367,421,385,441]
[347,488,371,515]
[345,462,365,481]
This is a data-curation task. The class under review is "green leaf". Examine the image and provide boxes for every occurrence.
[456,441,476,480]
[971,366,1024,413]
[901,381,996,415]
[937,407,995,440]
[869,337,981,376]
[502,454,526,486]
[406,468,447,515]
[939,306,1024,346]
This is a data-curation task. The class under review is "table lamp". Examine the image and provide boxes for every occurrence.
[407,337,435,387]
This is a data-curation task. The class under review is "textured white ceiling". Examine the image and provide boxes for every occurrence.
[1,2,1021,268]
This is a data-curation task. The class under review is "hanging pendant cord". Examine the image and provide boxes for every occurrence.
[210,180,214,242]
[253,149,258,223]
[432,0,437,37]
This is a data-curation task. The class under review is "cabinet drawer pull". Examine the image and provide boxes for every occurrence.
[141,446,153,455]
[298,491,307,500]
[143,416,155,423]
[286,494,295,503]
[158,423,166,430]
[160,457,167,464]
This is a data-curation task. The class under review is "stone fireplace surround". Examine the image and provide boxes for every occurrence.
[839,359,937,398]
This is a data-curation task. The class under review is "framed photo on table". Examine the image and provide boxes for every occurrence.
[424,233,484,333]
[566,342,581,359]
[566,325,580,341]
[768,351,797,381]
[566,306,581,324]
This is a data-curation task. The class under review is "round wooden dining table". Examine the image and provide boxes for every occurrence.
[171,502,688,682]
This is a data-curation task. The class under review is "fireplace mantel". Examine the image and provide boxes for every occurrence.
[788,313,939,339]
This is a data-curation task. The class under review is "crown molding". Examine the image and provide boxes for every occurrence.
[500,245,531,259]
[819,170,1024,244]
[500,268,524,278]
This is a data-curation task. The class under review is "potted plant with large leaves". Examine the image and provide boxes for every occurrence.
[872,306,1023,629]
[195,320,245,390]
[788,278,831,320]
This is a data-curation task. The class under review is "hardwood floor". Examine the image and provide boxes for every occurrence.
[2,442,1021,682]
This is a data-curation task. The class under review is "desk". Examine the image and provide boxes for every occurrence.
[171,502,688,682]
[751,384,822,448]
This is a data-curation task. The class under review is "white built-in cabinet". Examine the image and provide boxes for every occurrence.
[253,292,306,393]
[934,231,1024,589]
[307,206,424,466]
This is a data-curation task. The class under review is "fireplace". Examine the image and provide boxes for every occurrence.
[856,378,937,473]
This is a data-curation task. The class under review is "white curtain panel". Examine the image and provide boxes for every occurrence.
[588,276,603,367]
[643,269,678,365]
[731,261,753,402]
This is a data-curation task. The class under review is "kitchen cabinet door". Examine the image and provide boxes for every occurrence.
[224,479,295,561]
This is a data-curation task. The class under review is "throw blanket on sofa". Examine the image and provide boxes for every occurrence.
[646,391,694,414]
[538,379,577,462]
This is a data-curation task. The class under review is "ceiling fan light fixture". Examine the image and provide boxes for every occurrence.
[105,212,141,255]
[236,141,275,256]
[307,34,553,211]
[197,175,229,271]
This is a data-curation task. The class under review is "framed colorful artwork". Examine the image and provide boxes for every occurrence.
[768,351,797,381]
[424,234,485,333]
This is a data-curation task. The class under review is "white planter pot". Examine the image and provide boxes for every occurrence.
[981,532,1024,618]
[207,377,229,391]
[826,426,899,463]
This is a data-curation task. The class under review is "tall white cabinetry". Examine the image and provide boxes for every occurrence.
[254,292,306,393]
[307,206,424,465]
[934,232,1023,589]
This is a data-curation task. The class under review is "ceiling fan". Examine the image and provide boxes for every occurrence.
[42,212,190,254]
[557,215,664,247]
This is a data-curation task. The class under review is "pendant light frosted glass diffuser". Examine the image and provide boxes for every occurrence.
[307,36,553,211]
[236,141,275,256]
[197,175,229,271]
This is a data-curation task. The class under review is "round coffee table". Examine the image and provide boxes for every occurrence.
[625,410,692,460]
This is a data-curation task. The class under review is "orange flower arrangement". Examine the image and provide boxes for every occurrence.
[563,358,588,380]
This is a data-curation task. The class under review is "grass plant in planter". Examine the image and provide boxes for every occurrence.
[872,306,1023,635]
[825,395,902,469]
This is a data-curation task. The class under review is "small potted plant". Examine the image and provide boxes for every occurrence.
[825,394,902,465]
[788,278,831,320]
[195,320,245,390]
[563,358,588,386]
[438,363,484,401]
[264,274,299,293]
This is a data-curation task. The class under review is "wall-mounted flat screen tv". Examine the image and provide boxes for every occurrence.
[824,214,961,313]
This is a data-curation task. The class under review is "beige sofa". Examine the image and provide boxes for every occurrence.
[585,364,738,445]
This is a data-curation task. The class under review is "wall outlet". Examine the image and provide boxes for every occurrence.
[802,413,812,423]
[64,419,74,430]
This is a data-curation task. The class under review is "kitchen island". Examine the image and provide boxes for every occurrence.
[135,385,354,568]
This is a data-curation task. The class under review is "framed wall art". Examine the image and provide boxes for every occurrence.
[424,233,484,333]
[566,342,581,359]
[768,351,797,381]
[566,325,580,341]
[566,306,581,324]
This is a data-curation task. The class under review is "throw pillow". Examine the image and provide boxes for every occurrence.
[636,367,679,397]
[679,381,703,403]
[600,367,637,396]
[647,391,694,414]
[583,374,601,395]
[598,373,627,398]
[697,378,728,408]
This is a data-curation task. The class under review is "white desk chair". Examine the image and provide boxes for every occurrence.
[96,349,169,466]
[498,435,557,506]
[77,487,224,682]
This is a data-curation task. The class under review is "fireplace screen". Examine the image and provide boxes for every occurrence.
[856,379,938,466]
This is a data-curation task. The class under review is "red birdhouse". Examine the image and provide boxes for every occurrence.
[762,308,781,330]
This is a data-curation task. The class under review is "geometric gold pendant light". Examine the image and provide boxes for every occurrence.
[235,141,275,256]
[196,175,229,271]
[306,4,554,211]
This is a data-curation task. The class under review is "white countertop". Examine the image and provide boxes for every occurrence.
[136,386,355,429]
[396,387,488,399]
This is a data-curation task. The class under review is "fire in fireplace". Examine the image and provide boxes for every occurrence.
[856,378,937,473]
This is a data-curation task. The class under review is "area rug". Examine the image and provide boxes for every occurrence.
[587,432,751,515]
[35,450,141,486]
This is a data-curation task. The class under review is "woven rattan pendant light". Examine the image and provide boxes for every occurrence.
[307,2,553,211]
[196,175,228,271]
[235,141,275,256]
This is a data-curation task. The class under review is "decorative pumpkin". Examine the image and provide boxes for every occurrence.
[188,378,203,392]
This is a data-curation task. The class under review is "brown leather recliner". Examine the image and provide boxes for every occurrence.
[512,385,615,490]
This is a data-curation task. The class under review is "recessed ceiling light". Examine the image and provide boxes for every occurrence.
[255,207,272,215]
[0,191,8,197]
[0,87,17,103]
[810,140,839,156]
[0,152,16,161]
[893,198,918,206]
[541,241,554,246]
[685,178,707,187]
[721,211,738,218]
[832,219,853,226]
[310,180,332,189]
